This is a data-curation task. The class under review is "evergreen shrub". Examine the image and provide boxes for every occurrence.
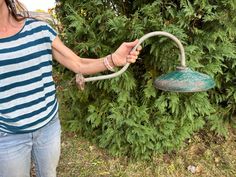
[55,0,236,159]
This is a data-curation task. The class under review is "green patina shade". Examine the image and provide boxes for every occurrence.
[154,67,215,92]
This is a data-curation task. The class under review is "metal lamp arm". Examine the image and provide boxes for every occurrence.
[84,31,186,82]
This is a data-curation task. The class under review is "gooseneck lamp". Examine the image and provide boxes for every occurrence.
[83,31,215,92]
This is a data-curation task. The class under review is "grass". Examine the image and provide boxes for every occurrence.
[57,129,236,177]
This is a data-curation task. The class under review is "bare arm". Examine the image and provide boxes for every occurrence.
[52,36,141,75]
[52,36,109,75]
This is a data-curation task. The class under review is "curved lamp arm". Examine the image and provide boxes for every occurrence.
[84,31,186,82]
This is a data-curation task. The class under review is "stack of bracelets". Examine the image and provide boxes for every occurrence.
[103,54,116,72]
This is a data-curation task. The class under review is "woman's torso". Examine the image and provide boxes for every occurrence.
[0,18,58,134]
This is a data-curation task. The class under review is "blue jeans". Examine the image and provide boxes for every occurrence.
[0,114,61,177]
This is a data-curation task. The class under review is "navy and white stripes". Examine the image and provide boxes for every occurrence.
[0,18,58,133]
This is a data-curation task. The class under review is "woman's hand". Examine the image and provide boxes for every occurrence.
[112,39,142,67]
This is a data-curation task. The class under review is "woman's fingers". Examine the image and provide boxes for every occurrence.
[130,50,140,56]
[137,45,142,51]
[129,45,142,58]
[112,41,142,66]
[127,46,142,63]
[126,54,138,63]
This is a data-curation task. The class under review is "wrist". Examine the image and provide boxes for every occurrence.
[109,54,116,67]
[111,53,126,67]
[103,54,115,72]
[108,54,116,67]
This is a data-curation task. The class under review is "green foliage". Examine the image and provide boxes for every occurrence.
[55,0,236,159]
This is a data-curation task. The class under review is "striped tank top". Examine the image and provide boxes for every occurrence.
[0,18,58,134]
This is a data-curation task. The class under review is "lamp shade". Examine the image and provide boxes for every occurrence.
[154,67,215,92]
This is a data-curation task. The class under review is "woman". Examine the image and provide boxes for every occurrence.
[0,0,141,177]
